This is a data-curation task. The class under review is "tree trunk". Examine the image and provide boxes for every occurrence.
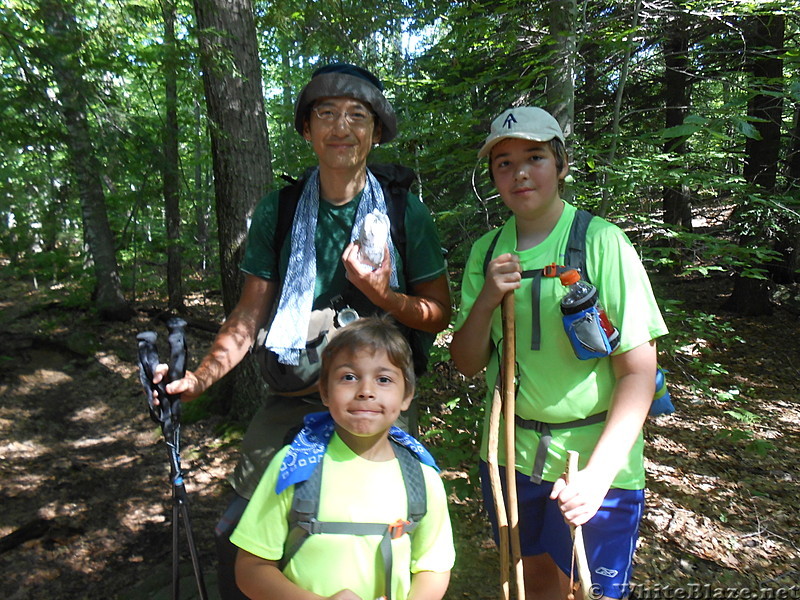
[162,0,184,312]
[788,103,800,189]
[579,35,599,188]
[38,0,133,321]
[193,0,273,416]
[772,102,800,284]
[545,0,577,140]
[280,42,293,167]
[193,99,211,273]
[785,105,800,284]
[742,16,784,190]
[725,13,785,316]
[662,7,693,231]
[193,0,273,314]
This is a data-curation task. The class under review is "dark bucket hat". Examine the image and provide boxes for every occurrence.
[294,63,397,144]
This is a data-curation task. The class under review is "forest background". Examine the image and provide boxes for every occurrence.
[1,0,799,597]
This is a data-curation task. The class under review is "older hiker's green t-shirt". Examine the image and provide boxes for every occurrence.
[454,202,668,489]
[231,434,455,600]
[240,187,446,310]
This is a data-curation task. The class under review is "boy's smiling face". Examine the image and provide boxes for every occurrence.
[321,347,412,447]
[490,137,569,223]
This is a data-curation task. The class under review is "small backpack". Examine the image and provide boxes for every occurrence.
[281,439,427,600]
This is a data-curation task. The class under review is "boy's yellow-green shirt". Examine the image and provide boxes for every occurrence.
[231,434,455,600]
[454,202,669,489]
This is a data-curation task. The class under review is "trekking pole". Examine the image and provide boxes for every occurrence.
[137,317,209,600]
[501,293,524,600]
[565,451,592,600]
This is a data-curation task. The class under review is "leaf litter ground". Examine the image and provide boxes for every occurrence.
[0,269,798,599]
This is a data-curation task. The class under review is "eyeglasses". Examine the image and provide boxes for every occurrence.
[312,105,374,127]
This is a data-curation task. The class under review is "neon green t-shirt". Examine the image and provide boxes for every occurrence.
[454,202,669,489]
[231,434,455,600]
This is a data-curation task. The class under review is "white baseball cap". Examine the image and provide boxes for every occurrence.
[478,107,565,158]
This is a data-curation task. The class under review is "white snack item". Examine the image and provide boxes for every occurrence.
[358,210,390,269]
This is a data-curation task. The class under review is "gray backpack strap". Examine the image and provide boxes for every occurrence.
[281,440,427,600]
[392,440,426,523]
[565,209,594,283]
[482,228,503,276]
[482,210,595,351]
[281,458,324,571]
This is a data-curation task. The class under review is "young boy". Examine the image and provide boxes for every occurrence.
[231,316,455,600]
[450,107,668,599]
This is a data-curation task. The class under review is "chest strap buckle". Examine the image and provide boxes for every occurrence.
[542,263,560,277]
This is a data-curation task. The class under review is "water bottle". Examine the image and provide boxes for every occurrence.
[357,209,390,270]
[559,269,620,358]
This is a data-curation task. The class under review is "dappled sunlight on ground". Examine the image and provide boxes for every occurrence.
[1,269,799,598]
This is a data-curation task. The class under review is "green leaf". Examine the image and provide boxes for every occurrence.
[661,124,700,139]
[734,119,762,140]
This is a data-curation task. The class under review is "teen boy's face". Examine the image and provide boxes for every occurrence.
[321,347,412,444]
[490,137,569,222]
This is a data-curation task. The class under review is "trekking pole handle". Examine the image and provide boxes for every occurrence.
[137,331,168,423]
[166,317,188,384]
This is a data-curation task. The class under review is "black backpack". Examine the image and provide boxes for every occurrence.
[280,439,427,600]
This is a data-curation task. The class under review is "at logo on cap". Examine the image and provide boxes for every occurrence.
[503,113,517,129]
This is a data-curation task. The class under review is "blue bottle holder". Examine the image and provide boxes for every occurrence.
[562,306,614,360]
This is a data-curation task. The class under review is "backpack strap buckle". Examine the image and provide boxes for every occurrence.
[388,519,410,540]
[542,263,560,277]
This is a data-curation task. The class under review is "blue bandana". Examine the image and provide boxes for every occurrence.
[276,411,439,494]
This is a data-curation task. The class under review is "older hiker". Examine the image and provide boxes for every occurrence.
[154,63,450,599]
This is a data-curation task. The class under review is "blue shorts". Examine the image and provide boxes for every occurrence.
[479,461,644,599]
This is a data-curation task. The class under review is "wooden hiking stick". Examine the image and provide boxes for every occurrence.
[486,381,509,600]
[501,293,525,600]
[566,451,593,600]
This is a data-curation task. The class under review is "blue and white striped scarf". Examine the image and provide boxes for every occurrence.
[264,167,399,365]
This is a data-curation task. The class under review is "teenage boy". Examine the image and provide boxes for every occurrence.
[232,316,454,600]
[450,106,668,599]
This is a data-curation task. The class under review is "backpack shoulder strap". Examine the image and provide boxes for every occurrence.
[369,163,413,273]
[275,179,304,268]
[390,439,427,523]
[482,228,503,277]
[565,209,594,283]
[481,209,595,351]
[280,438,428,583]
[280,455,324,570]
